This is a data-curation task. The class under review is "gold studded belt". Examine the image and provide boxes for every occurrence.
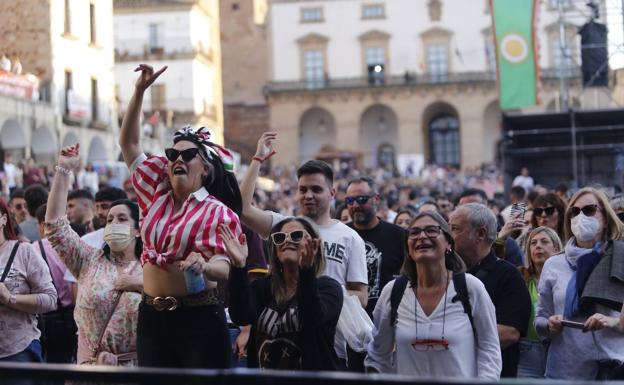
[142,289,220,311]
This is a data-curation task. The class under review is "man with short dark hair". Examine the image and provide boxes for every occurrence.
[20,184,49,241]
[458,188,489,206]
[81,187,127,248]
[449,203,531,378]
[345,176,405,316]
[67,189,95,231]
[240,132,368,366]
[9,188,29,224]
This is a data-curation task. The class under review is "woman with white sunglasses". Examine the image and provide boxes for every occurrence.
[222,216,343,370]
[535,187,624,379]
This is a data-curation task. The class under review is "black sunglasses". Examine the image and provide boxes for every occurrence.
[345,195,374,206]
[533,206,557,217]
[164,148,200,162]
[271,230,307,245]
[408,225,443,239]
[567,204,600,218]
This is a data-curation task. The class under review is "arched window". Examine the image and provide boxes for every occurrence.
[377,143,395,171]
[429,114,460,166]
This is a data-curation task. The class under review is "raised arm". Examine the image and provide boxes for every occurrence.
[239,132,277,239]
[46,144,80,222]
[119,64,167,168]
[45,144,97,277]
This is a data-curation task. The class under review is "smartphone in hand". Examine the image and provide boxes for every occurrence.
[561,320,585,329]
[510,202,527,219]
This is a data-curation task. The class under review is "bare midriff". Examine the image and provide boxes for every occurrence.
[142,262,217,297]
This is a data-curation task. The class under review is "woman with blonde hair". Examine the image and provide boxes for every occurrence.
[223,216,343,370]
[536,187,624,379]
[517,226,562,378]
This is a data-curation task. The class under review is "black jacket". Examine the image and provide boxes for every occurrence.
[229,266,343,370]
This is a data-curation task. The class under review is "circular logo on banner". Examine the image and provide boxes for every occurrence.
[500,33,529,63]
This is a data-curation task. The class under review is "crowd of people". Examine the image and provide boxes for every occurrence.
[1,64,624,384]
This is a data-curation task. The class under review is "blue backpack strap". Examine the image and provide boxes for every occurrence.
[452,272,477,342]
[390,275,409,327]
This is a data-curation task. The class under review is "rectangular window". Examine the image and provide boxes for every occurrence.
[151,84,166,110]
[552,39,573,77]
[64,0,71,34]
[149,23,162,51]
[548,0,572,8]
[427,43,448,80]
[91,77,99,121]
[303,50,325,89]
[64,70,72,114]
[485,40,497,76]
[89,3,96,44]
[300,7,323,23]
[362,4,385,19]
[366,46,385,66]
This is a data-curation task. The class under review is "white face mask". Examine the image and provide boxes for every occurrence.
[104,223,135,252]
[571,213,602,242]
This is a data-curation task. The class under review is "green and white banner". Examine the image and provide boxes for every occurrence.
[491,0,539,110]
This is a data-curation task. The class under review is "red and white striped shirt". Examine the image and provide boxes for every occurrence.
[131,154,242,268]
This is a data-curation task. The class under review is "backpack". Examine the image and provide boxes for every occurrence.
[389,273,477,341]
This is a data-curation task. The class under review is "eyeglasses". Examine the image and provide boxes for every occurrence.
[408,225,443,239]
[567,204,600,218]
[164,148,201,162]
[345,195,373,206]
[411,338,450,351]
[533,206,557,217]
[271,230,307,245]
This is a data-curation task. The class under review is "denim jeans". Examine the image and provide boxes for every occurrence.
[137,302,231,369]
[0,340,43,385]
[517,338,547,378]
[228,327,247,368]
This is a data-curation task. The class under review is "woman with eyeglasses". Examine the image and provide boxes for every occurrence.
[365,211,501,379]
[223,217,343,370]
[119,64,243,368]
[535,187,624,380]
[516,227,562,378]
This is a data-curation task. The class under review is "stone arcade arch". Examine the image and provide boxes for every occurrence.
[359,104,398,169]
[298,107,337,161]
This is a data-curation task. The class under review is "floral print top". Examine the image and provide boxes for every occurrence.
[45,217,142,366]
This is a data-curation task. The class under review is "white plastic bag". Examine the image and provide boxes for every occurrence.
[336,286,373,353]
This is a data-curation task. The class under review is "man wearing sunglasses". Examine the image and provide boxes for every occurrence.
[344,177,405,317]
[9,188,29,224]
[240,132,368,366]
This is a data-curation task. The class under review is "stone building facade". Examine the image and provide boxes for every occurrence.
[0,0,136,165]
[265,0,614,171]
[220,0,271,162]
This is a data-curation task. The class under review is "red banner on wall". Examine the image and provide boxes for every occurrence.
[0,69,39,100]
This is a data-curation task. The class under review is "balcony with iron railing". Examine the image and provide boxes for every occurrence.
[264,67,581,94]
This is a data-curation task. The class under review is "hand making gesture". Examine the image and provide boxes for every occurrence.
[133,64,167,93]
[219,224,248,268]
[253,132,277,163]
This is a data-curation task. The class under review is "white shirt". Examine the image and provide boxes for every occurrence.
[365,274,501,380]
[512,175,534,192]
[81,228,104,248]
[4,162,17,188]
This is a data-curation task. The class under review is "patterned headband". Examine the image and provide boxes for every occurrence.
[173,125,234,173]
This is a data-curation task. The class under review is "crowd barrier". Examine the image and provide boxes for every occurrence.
[0,362,621,385]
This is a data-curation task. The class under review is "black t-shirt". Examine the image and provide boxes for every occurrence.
[468,250,531,378]
[255,297,304,369]
[347,219,406,316]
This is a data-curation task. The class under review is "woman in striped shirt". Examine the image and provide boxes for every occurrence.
[119,64,244,369]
